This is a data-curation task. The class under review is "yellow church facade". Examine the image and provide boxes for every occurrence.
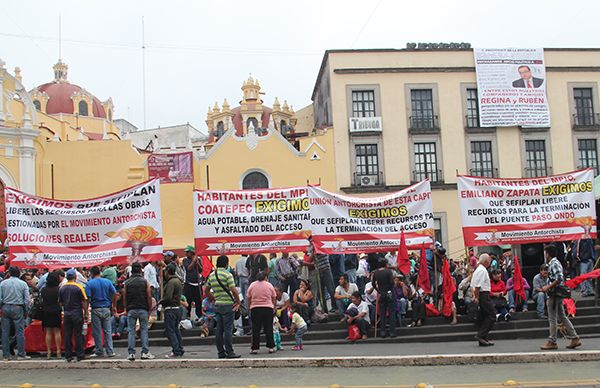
[0,58,336,252]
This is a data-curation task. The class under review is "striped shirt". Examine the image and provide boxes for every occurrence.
[548,258,564,284]
[205,268,235,305]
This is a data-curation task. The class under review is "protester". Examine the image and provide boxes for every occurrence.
[356,253,369,294]
[205,255,241,359]
[246,270,277,354]
[86,266,117,358]
[490,269,510,321]
[292,279,314,324]
[124,262,154,361]
[182,246,203,319]
[111,288,128,339]
[266,253,278,286]
[334,274,358,319]
[507,268,531,313]
[572,238,596,297]
[143,261,160,313]
[373,258,396,338]
[41,271,62,359]
[289,303,308,350]
[273,316,284,351]
[234,255,250,304]
[276,252,299,296]
[472,254,495,346]
[345,291,371,340]
[392,275,409,326]
[59,268,88,362]
[0,266,31,361]
[532,264,550,319]
[315,253,336,313]
[344,254,358,283]
[540,245,581,350]
[160,264,184,358]
[275,286,291,329]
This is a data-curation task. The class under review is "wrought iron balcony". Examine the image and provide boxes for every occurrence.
[573,113,600,129]
[465,114,480,129]
[409,115,439,131]
[412,169,443,183]
[524,166,553,178]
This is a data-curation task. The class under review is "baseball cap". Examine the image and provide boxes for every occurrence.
[164,251,175,257]
[184,245,195,253]
[66,268,77,280]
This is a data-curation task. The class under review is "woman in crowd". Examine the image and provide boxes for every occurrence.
[246,271,277,354]
[292,279,314,324]
[275,286,291,329]
[41,272,62,359]
[490,268,510,321]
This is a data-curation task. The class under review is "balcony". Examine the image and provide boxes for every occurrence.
[409,115,439,133]
[412,169,443,183]
[352,171,384,187]
[524,166,553,178]
[469,167,499,178]
[573,113,600,130]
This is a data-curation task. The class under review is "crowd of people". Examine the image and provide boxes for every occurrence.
[0,237,597,360]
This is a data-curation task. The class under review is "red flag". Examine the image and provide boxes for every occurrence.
[513,254,526,303]
[563,298,576,317]
[201,256,214,279]
[441,258,456,317]
[565,268,600,289]
[418,244,431,294]
[397,229,411,275]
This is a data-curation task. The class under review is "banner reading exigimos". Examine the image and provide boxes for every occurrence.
[194,187,312,255]
[308,181,435,254]
[5,179,163,269]
[458,169,596,246]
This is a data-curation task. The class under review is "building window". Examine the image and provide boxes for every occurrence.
[466,88,480,128]
[242,171,269,190]
[574,88,596,126]
[215,121,225,138]
[78,100,89,116]
[470,141,495,177]
[525,140,548,177]
[280,120,289,135]
[351,90,376,117]
[33,100,41,111]
[410,89,435,129]
[578,139,599,175]
[414,142,439,182]
[247,117,260,134]
[434,218,443,245]
[355,144,379,176]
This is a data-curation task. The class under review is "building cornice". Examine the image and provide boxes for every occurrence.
[334,66,600,75]
[340,182,458,194]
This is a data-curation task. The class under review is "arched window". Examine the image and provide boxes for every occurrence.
[242,171,269,190]
[280,120,288,135]
[246,117,260,134]
[33,100,41,111]
[78,100,89,116]
[216,121,225,138]
[108,109,112,122]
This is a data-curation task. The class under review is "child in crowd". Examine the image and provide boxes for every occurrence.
[273,316,284,351]
[289,304,307,351]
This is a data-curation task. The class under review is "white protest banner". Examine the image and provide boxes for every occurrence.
[194,187,311,255]
[5,179,163,269]
[309,181,434,254]
[458,169,596,246]
[474,48,550,127]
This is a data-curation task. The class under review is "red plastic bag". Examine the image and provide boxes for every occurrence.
[347,324,361,342]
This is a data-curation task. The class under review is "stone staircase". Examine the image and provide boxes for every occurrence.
[113,297,600,348]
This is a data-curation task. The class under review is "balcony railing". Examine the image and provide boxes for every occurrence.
[524,166,553,178]
[573,113,600,129]
[412,169,443,183]
[409,115,439,131]
[352,171,384,187]
[465,115,480,129]
[469,167,499,178]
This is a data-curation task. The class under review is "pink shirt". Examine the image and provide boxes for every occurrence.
[247,280,276,309]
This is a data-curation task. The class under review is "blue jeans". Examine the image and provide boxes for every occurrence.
[318,270,336,312]
[345,269,357,284]
[164,308,184,356]
[533,292,548,317]
[214,304,235,357]
[91,307,114,356]
[1,305,25,358]
[295,325,307,346]
[111,315,128,335]
[335,298,350,316]
[127,309,149,355]
[239,277,249,307]
[508,289,530,311]
[579,261,594,295]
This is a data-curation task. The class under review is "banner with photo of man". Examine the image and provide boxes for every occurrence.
[5,179,163,269]
[474,48,550,127]
[308,181,435,254]
[148,152,193,184]
[457,169,596,246]
[194,187,312,255]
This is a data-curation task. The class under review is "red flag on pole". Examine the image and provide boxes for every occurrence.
[513,254,526,303]
[397,229,411,275]
[201,256,214,279]
[418,244,431,294]
[441,258,456,317]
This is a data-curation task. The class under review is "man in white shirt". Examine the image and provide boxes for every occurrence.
[345,291,371,340]
[334,274,358,317]
[143,262,160,317]
[234,255,249,305]
[472,253,495,346]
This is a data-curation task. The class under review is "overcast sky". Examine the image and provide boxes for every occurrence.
[1,0,598,133]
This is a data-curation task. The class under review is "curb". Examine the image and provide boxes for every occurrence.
[0,350,599,369]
